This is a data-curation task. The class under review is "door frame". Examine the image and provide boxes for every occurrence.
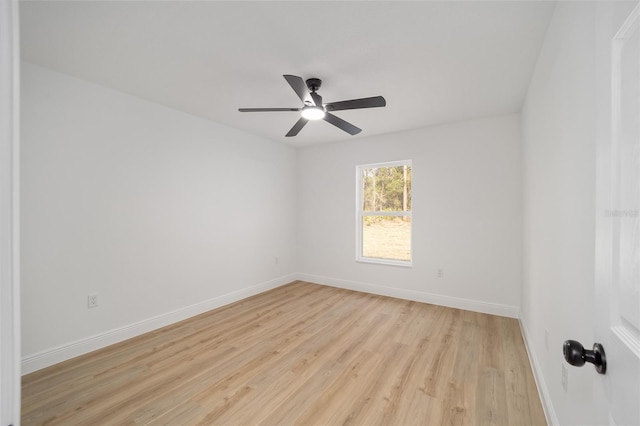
[0,0,21,424]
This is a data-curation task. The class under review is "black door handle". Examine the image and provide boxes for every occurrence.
[563,340,606,374]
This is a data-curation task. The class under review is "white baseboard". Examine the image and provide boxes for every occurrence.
[21,274,297,375]
[519,316,558,426]
[296,273,520,318]
[23,273,520,375]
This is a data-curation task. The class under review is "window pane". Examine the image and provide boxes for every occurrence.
[362,165,412,212]
[362,216,411,261]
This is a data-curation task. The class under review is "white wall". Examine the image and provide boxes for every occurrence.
[21,62,522,375]
[297,115,522,316]
[521,2,638,424]
[20,62,297,372]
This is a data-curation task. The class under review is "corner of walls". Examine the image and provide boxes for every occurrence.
[296,114,523,318]
[519,315,559,426]
[22,274,296,374]
[518,2,638,425]
[298,273,520,319]
[21,62,298,373]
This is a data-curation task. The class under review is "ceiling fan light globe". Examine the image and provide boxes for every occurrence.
[301,106,325,120]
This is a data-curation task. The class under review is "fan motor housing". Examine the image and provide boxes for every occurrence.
[306,78,322,92]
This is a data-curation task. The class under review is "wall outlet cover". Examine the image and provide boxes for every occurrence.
[88,294,98,308]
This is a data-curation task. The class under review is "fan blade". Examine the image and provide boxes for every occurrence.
[324,96,386,112]
[239,108,299,112]
[310,92,323,108]
[324,113,362,135]
[286,117,308,137]
[283,75,313,105]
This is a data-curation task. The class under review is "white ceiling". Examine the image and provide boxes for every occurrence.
[19,1,555,147]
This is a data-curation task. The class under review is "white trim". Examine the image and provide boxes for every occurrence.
[297,273,520,318]
[0,0,21,423]
[613,0,639,41]
[356,258,413,268]
[22,274,296,375]
[361,211,412,218]
[357,159,411,169]
[612,325,640,359]
[22,272,523,375]
[519,316,559,426]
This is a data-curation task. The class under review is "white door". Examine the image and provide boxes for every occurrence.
[595,3,640,425]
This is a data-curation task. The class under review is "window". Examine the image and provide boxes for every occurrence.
[356,160,412,266]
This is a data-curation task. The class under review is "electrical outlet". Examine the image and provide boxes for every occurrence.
[561,363,568,392]
[275,256,279,265]
[88,293,99,308]
[437,268,444,278]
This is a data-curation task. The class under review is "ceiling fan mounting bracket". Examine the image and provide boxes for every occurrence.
[305,78,322,92]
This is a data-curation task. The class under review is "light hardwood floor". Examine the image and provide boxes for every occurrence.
[22,281,546,425]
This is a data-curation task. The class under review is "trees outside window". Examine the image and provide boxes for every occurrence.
[356,161,412,266]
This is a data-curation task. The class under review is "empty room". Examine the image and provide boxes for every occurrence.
[1,0,639,425]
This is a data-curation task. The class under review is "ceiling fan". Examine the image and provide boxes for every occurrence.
[239,75,386,137]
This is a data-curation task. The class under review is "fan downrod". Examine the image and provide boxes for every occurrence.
[306,78,322,92]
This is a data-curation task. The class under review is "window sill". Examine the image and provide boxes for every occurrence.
[356,258,412,268]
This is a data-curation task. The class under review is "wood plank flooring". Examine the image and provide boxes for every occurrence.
[22,281,547,425]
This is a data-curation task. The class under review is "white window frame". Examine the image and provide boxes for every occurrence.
[356,160,412,267]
